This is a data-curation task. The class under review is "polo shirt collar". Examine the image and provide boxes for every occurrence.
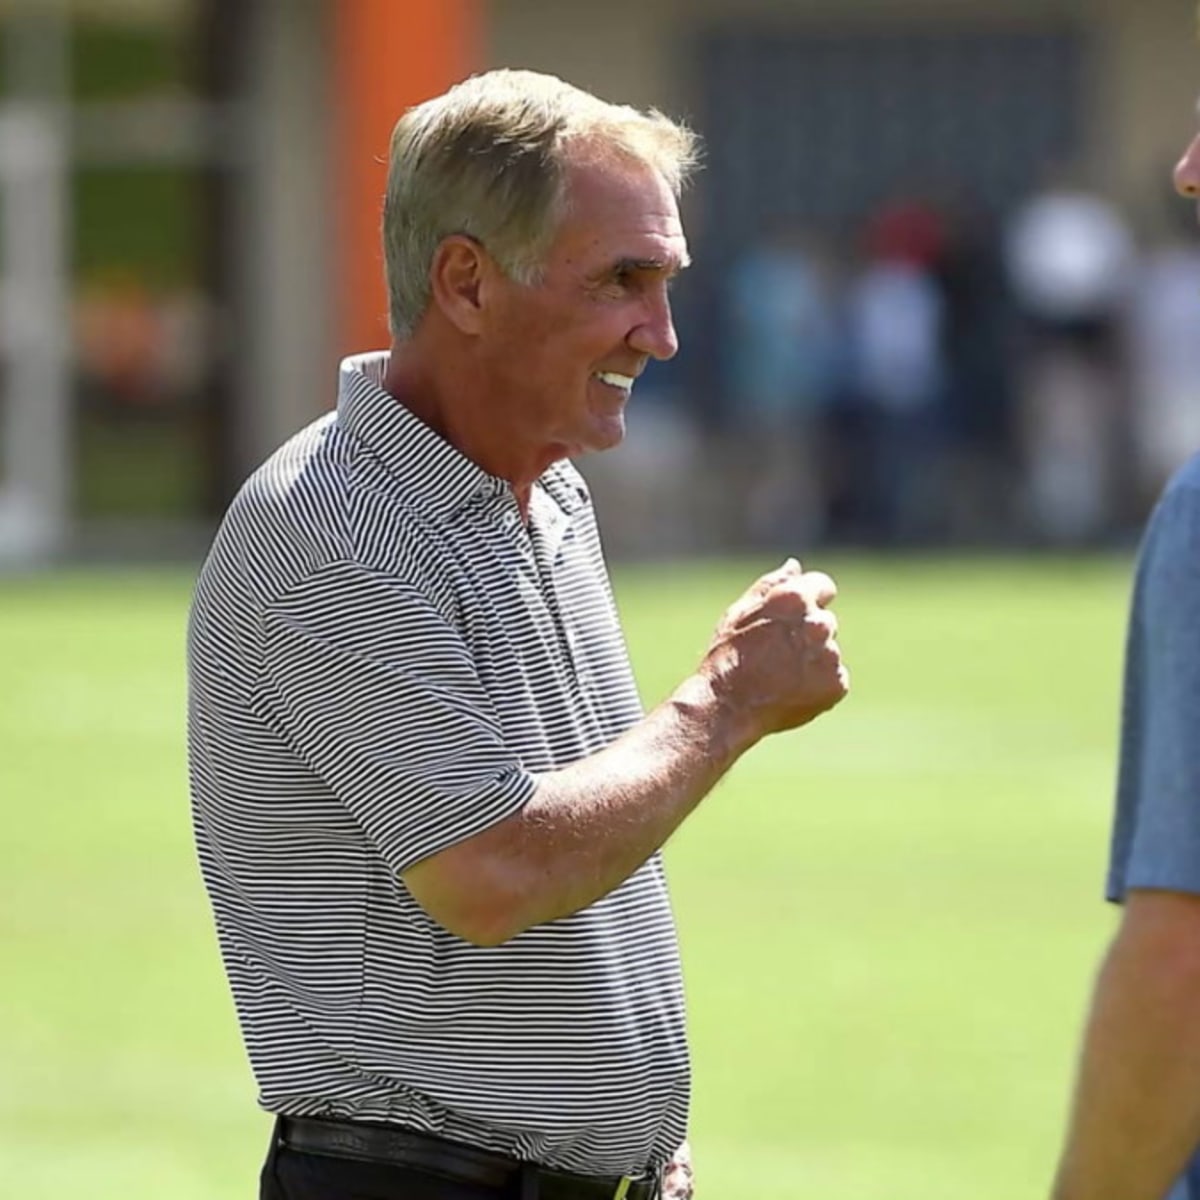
[337,352,589,520]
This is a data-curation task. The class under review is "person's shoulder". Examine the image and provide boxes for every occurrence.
[200,413,375,605]
[1135,453,1200,591]
[234,415,349,542]
[1148,453,1200,534]
[1162,452,1200,500]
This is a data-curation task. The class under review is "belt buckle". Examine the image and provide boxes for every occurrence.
[612,1177,633,1200]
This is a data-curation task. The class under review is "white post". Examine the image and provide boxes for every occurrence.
[0,3,70,566]
[0,106,70,564]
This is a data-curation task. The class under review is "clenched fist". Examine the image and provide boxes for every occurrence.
[699,557,848,743]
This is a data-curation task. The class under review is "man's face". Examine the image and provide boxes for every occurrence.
[478,154,688,470]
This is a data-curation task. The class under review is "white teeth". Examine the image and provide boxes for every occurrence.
[595,372,634,391]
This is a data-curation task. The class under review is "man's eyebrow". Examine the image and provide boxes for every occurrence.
[610,253,692,275]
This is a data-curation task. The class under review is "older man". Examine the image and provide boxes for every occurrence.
[1048,117,1200,1200]
[188,70,849,1200]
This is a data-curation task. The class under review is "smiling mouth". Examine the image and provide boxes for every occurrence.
[593,371,635,395]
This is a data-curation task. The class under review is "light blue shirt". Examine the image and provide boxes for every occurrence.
[1107,453,1200,1200]
[1109,455,1200,901]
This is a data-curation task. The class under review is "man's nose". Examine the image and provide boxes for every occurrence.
[1174,133,1200,198]
[629,291,679,362]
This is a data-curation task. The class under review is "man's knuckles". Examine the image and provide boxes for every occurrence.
[762,571,838,613]
[797,570,837,607]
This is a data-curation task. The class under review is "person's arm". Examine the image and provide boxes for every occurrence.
[1051,889,1200,1200]
[1049,471,1200,1198]
[403,559,848,945]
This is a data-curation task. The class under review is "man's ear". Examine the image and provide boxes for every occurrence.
[428,235,490,335]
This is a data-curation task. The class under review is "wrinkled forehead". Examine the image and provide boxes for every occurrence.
[553,157,689,267]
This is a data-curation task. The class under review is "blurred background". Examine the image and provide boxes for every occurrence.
[0,0,1197,564]
[2,1,1198,1198]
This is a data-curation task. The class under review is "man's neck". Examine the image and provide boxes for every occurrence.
[382,342,541,519]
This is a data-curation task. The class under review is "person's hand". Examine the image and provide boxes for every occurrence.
[700,558,848,743]
[662,1139,694,1199]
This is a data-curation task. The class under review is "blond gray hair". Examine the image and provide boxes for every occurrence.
[382,69,701,339]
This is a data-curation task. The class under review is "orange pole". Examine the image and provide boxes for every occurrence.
[333,0,483,356]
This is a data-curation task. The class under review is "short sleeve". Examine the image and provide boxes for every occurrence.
[251,560,537,873]
[1108,474,1200,900]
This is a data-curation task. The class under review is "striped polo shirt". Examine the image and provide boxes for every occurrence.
[187,352,690,1176]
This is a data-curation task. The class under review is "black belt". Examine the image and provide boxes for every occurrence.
[277,1115,661,1200]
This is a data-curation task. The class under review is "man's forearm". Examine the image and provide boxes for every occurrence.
[405,674,754,944]
[510,675,755,927]
[1052,902,1200,1200]
[473,675,753,941]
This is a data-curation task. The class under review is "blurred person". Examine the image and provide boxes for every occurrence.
[74,271,166,410]
[935,193,1020,543]
[1005,167,1136,543]
[187,70,850,1200]
[722,223,840,548]
[1049,116,1200,1200]
[1126,197,1200,508]
[74,271,210,416]
[844,198,948,545]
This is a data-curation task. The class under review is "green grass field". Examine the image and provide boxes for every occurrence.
[1,557,1130,1199]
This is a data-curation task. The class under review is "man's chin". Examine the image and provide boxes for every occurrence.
[556,416,627,461]
[588,414,627,453]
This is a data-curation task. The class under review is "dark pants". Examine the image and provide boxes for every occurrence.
[259,1123,519,1200]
